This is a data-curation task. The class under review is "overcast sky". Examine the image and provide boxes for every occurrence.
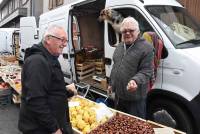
[0,0,2,4]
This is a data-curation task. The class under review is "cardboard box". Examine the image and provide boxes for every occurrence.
[100,79,107,90]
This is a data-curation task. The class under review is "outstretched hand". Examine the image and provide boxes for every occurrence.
[127,80,137,92]
[66,83,77,95]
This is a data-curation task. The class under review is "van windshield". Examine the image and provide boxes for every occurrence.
[146,6,200,49]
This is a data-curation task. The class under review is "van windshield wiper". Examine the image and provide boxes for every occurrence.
[176,39,200,47]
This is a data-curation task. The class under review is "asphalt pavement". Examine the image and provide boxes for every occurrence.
[0,104,21,134]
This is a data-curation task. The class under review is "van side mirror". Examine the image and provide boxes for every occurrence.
[63,53,68,59]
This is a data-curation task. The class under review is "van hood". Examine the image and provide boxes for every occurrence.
[179,47,200,63]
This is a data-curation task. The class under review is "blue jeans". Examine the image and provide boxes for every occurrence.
[115,96,146,119]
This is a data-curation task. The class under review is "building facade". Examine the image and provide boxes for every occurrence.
[43,0,77,13]
[177,0,200,22]
[0,0,43,28]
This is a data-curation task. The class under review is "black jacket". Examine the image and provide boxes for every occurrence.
[18,43,72,134]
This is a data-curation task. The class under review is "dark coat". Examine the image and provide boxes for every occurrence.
[110,38,154,101]
[18,43,72,134]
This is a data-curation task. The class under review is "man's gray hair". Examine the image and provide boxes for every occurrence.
[42,24,65,43]
[120,16,140,32]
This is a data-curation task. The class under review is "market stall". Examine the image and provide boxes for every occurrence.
[0,56,187,134]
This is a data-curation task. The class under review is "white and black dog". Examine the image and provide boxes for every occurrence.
[99,8,124,45]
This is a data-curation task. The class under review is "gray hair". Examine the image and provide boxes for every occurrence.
[42,24,65,43]
[120,17,140,32]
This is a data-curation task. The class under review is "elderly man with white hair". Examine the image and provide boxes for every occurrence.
[108,16,154,119]
[18,25,76,134]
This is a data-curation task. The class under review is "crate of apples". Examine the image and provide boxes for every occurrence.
[0,82,9,90]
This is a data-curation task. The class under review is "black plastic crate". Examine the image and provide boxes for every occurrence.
[0,88,12,106]
[0,95,11,106]
[0,88,12,96]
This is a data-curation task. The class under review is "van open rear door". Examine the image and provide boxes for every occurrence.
[39,4,77,84]
[0,30,7,53]
[104,21,116,78]
[20,17,39,60]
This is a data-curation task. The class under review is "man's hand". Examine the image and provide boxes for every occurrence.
[66,83,77,95]
[127,80,137,92]
[52,128,62,134]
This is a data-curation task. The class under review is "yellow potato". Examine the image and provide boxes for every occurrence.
[82,125,90,134]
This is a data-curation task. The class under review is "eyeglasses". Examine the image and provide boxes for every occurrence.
[48,35,68,43]
[121,29,136,34]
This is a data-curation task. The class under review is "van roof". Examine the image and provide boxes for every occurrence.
[106,0,182,8]
[0,28,19,33]
[0,28,19,31]
[40,0,182,24]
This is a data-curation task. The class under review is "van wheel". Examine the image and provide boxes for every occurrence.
[147,99,194,134]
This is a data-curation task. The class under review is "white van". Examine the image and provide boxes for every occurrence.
[20,0,200,133]
[0,28,19,56]
[19,17,39,61]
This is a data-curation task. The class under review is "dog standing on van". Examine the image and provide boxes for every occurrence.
[98,8,124,45]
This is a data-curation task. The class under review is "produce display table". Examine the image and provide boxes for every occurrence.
[69,96,186,134]
[0,65,22,104]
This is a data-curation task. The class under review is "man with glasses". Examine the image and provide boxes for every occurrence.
[18,25,77,134]
[108,17,154,119]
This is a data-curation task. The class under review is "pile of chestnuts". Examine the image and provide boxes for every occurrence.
[88,112,154,134]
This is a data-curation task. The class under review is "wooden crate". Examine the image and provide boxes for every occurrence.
[85,59,96,63]
[94,60,105,74]
[76,62,95,80]
[94,60,104,68]
[100,79,108,90]
[95,67,105,75]
[92,76,107,90]
[1,55,17,62]
[147,120,186,134]
[0,55,18,66]
[76,62,94,71]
